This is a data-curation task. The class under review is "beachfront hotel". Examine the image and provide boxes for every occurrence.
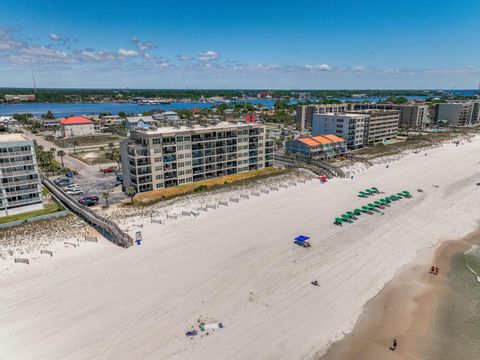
[0,134,42,217]
[120,122,275,193]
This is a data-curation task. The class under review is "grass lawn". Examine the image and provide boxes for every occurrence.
[134,167,288,205]
[52,134,123,148]
[0,203,62,224]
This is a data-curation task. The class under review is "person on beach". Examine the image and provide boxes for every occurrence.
[389,339,397,351]
[435,267,439,275]
[431,265,435,274]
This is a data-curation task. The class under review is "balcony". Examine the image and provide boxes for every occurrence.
[164,171,177,180]
[163,146,176,154]
[163,163,177,171]
[163,154,177,163]
[0,150,32,158]
[192,150,204,159]
[0,159,35,168]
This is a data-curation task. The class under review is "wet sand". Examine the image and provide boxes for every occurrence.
[321,228,480,360]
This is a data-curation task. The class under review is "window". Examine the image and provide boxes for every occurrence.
[179,179,186,184]
[185,169,192,174]
[183,136,191,141]
[154,148,162,153]
[178,162,185,167]
[177,145,184,151]
[178,170,185,176]
[156,183,164,188]
[152,138,161,145]
[155,166,162,171]
[176,136,184,142]
[184,145,191,149]
[184,154,191,158]
[155,157,162,163]
[156,174,163,180]
[185,161,192,165]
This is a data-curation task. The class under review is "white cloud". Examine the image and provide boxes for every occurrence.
[198,50,220,62]
[131,37,157,52]
[352,65,368,73]
[304,64,331,71]
[48,33,63,41]
[177,54,194,61]
[118,48,139,57]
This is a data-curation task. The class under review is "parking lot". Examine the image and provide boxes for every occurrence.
[51,169,127,207]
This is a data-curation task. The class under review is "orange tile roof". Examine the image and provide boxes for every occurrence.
[298,137,320,147]
[322,134,345,142]
[59,116,93,125]
[310,135,333,144]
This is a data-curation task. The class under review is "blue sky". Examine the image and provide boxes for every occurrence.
[1,0,479,89]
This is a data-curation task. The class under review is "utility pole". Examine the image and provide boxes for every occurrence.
[32,71,37,94]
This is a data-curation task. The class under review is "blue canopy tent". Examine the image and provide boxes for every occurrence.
[294,235,311,248]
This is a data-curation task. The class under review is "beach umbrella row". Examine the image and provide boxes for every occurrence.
[334,190,412,226]
[358,187,380,198]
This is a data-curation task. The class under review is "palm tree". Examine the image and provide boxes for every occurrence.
[102,192,110,207]
[125,186,136,204]
[57,150,65,168]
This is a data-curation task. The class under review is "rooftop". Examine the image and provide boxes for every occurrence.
[297,134,345,148]
[0,133,31,142]
[59,116,93,125]
[133,121,261,135]
[126,115,154,123]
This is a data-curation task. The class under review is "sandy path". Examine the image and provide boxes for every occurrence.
[1,139,480,360]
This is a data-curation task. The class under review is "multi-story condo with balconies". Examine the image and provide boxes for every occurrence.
[347,109,400,145]
[0,134,42,216]
[120,122,275,194]
[348,103,429,129]
[433,101,480,126]
[312,113,369,149]
[296,104,350,131]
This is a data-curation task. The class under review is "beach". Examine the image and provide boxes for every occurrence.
[1,138,480,359]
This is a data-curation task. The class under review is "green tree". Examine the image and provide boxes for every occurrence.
[42,110,55,119]
[125,186,136,204]
[102,192,110,207]
[57,150,65,168]
[118,111,127,119]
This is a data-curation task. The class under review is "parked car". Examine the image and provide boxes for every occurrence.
[101,168,114,173]
[79,195,99,202]
[63,183,80,190]
[54,177,70,185]
[56,180,70,186]
[66,188,84,195]
[116,174,123,182]
[78,198,98,206]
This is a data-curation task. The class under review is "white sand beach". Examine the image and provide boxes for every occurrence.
[2,138,480,360]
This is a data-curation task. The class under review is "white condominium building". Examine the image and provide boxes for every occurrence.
[120,122,275,193]
[0,134,42,217]
[347,109,400,145]
[312,113,368,149]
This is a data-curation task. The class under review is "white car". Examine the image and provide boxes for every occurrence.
[63,183,80,190]
[66,188,84,195]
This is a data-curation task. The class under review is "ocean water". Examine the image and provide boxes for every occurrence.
[423,245,480,359]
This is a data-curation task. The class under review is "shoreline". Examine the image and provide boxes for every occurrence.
[321,227,480,360]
